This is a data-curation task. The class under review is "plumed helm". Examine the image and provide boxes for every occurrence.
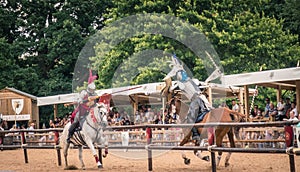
[87,69,97,93]
[87,82,96,93]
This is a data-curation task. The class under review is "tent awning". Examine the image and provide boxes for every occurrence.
[222,67,300,90]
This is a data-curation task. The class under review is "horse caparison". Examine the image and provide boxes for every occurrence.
[167,97,245,167]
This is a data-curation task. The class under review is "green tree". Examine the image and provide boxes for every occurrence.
[0,0,111,122]
[280,0,300,42]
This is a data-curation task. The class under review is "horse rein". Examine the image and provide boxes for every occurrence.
[85,106,107,143]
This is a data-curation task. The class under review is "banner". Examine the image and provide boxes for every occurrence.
[11,99,24,115]
[2,114,30,121]
[285,126,294,147]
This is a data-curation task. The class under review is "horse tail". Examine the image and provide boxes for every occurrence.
[227,108,246,122]
[224,108,245,140]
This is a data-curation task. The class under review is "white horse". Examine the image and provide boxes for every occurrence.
[60,103,109,169]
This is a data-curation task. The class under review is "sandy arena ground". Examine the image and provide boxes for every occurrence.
[0,148,299,172]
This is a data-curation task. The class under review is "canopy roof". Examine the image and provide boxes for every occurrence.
[37,80,251,106]
[222,67,300,90]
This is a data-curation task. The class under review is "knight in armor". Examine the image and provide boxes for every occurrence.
[163,55,213,141]
[67,70,98,143]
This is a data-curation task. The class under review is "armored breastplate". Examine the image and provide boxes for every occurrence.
[181,80,200,101]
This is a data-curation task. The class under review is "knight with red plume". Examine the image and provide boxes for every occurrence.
[66,69,99,143]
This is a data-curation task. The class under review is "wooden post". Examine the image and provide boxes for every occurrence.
[21,132,28,163]
[289,153,296,172]
[239,88,244,114]
[53,104,58,120]
[211,151,216,172]
[162,97,166,124]
[277,85,282,103]
[54,131,61,166]
[285,124,296,172]
[243,85,249,122]
[133,95,138,124]
[146,127,153,171]
[296,80,300,115]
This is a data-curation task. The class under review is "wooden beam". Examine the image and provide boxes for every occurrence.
[243,85,249,121]
[53,104,58,120]
[133,95,138,123]
[239,88,244,114]
[276,85,282,103]
[296,80,300,114]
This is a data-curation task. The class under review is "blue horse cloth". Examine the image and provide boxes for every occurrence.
[195,110,209,123]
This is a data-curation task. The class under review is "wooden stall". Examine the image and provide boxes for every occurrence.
[222,67,300,120]
[0,87,39,128]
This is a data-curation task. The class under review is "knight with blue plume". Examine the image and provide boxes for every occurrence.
[163,54,212,141]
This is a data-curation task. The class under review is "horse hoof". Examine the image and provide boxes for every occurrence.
[98,165,103,169]
[202,156,210,161]
[225,162,230,167]
[184,158,191,165]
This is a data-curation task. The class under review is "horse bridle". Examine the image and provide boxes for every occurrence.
[86,106,108,142]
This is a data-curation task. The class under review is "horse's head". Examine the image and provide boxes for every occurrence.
[94,103,109,128]
[163,55,184,81]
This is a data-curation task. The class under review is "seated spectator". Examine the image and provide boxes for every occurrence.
[164,110,171,124]
[288,111,298,121]
[291,102,298,118]
[170,104,180,124]
[268,103,278,121]
[154,115,163,124]
[121,116,131,125]
[49,119,55,128]
[276,98,285,121]
[264,97,271,117]
[256,109,263,119]
[114,111,122,123]
[250,105,259,118]
[107,115,113,125]
[283,98,291,118]
[141,112,147,123]
[135,111,141,124]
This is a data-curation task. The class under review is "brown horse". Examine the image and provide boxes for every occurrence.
[165,95,245,167]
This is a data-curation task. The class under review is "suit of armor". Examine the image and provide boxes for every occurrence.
[174,71,212,140]
[67,70,98,143]
[164,55,212,141]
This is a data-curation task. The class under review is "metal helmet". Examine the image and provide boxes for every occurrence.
[87,82,96,93]
[87,69,97,93]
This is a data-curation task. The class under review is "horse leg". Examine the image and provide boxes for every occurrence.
[78,146,85,170]
[193,140,209,161]
[215,129,227,167]
[86,140,103,168]
[180,132,192,165]
[224,128,235,167]
[102,136,109,158]
[63,142,70,168]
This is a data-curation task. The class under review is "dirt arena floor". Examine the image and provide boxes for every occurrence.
[0,148,299,172]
